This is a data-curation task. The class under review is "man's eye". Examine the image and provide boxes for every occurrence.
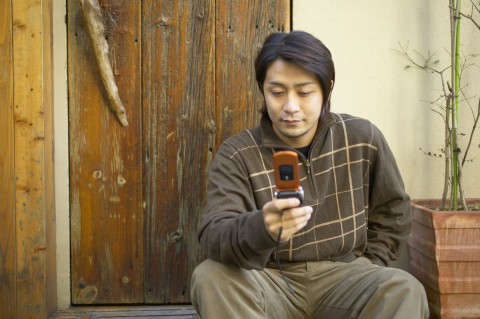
[299,91,312,97]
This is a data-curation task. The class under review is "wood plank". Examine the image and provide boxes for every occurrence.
[0,0,16,317]
[42,0,57,314]
[11,0,55,317]
[141,0,214,303]
[215,0,291,144]
[68,0,143,304]
[51,306,200,319]
[142,0,290,304]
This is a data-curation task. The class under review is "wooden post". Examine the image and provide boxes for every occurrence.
[0,0,56,317]
[0,0,16,318]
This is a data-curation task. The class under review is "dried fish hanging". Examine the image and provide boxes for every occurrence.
[80,0,128,127]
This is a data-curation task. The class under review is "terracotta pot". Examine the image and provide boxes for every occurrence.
[408,200,480,319]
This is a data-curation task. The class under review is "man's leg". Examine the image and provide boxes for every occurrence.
[190,259,307,319]
[309,257,429,319]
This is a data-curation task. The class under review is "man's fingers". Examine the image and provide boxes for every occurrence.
[276,206,313,242]
[283,207,312,228]
[272,198,301,212]
[263,199,312,242]
[282,206,313,222]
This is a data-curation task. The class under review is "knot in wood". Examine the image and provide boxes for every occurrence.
[169,230,183,243]
[157,19,167,28]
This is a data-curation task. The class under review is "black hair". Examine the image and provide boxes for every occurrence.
[254,31,335,118]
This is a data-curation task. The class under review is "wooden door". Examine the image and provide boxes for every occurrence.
[68,0,290,305]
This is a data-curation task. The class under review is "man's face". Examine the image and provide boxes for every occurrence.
[263,59,324,148]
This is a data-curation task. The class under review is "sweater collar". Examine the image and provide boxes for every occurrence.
[260,112,337,149]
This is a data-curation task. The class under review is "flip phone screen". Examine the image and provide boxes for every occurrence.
[273,151,304,204]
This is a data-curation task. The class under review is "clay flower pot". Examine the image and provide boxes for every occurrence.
[408,200,480,318]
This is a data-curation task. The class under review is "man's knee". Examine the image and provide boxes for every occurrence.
[192,259,222,289]
[355,268,429,318]
[384,268,425,296]
[191,259,267,318]
[378,268,429,314]
[191,259,231,312]
[192,259,216,281]
[191,259,240,293]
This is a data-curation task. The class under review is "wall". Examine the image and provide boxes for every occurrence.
[53,0,70,310]
[53,0,480,309]
[294,0,480,200]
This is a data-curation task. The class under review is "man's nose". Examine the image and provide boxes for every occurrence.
[284,94,300,113]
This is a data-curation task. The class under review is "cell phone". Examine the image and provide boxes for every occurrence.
[273,151,304,204]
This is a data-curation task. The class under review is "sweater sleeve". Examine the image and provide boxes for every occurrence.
[197,142,277,270]
[364,126,411,266]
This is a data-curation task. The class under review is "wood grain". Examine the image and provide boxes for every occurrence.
[215,0,291,145]
[11,0,55,317]
[0,0,16,317]
[68,0,143,304]
[50,305,200,318]
[141,0,215,303]
[69,0,290,305]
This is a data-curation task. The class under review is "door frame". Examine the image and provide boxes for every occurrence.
[53,0,71,310]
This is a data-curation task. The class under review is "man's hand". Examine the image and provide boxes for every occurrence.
[263,198,313,243]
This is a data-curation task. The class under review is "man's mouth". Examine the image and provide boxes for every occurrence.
[282,119,301,125]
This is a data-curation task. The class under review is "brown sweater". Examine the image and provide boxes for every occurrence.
[198,112,411,270]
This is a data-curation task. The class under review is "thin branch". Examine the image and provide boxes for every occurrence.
[462,98,480,166]
[460,0,480,30]
[395,42,449,75]
[460,12,480,29]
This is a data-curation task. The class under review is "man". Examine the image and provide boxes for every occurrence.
[191,30,429,319]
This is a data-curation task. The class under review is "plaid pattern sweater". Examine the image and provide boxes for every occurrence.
[198,112,411,270]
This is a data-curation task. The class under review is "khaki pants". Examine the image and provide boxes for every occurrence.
[191,258,429,319]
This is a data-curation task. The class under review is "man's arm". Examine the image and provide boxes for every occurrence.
[364,127,411,266]
[197,143,278,270]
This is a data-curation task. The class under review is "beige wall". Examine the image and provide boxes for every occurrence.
[53,0,480,309]
[294,0,480,200]
[53,0,69,310]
